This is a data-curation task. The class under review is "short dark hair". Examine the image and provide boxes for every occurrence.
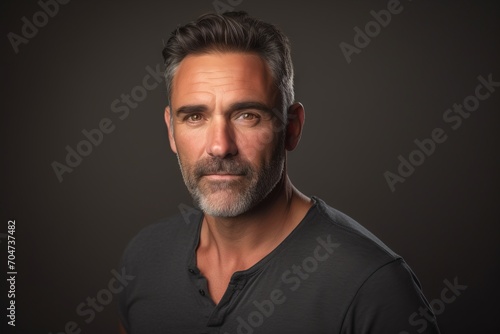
[162,11,294,114]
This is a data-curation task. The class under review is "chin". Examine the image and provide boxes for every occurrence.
[197,191,253,218]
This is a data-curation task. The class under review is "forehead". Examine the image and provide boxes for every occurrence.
[171,52,276,104]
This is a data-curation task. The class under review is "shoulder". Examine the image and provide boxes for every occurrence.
[121,207,202,265]
[312,196,399,259]
[341,258,439,333]
[308,198,439,331]
[304,197,405,282]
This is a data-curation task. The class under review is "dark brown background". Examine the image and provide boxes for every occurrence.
[2,0,499,333]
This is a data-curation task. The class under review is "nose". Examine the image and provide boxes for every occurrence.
[205,117,238,158]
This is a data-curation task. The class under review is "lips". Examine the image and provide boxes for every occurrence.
[203,173,243,178]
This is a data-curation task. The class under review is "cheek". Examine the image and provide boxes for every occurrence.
[236,129,280,164]
[175,130,205,156]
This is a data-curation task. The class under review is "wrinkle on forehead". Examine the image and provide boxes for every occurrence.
[171,52,276,105]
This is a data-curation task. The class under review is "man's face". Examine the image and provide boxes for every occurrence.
[166,52,286,217]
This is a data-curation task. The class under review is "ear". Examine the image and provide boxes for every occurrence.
[164,106,178,154]
[285,102,305,151]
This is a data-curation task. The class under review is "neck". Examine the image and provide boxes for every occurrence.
[198,173,311,269]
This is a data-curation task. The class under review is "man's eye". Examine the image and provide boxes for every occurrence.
[186,114,203,122]
[238,113,259,121]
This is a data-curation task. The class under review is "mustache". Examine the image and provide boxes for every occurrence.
[193,157,252,179]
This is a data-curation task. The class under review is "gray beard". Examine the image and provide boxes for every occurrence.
[176,135,286,218]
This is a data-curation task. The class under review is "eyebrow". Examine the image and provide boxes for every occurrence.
[174,104,208,116]
[174,101,274,117]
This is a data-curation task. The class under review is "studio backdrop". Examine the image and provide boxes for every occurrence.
[2,0,499,333]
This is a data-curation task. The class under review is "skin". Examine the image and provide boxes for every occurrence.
[165,52,312,304]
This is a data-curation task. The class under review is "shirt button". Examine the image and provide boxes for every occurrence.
[188,269,196,274]
[199,289,205,296]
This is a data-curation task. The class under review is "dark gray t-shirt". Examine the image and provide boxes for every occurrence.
[119,197,440,333]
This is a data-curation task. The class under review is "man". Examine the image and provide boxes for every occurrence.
[119,11,440,334]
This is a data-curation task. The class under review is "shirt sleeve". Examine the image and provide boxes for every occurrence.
[341,259,441,334]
